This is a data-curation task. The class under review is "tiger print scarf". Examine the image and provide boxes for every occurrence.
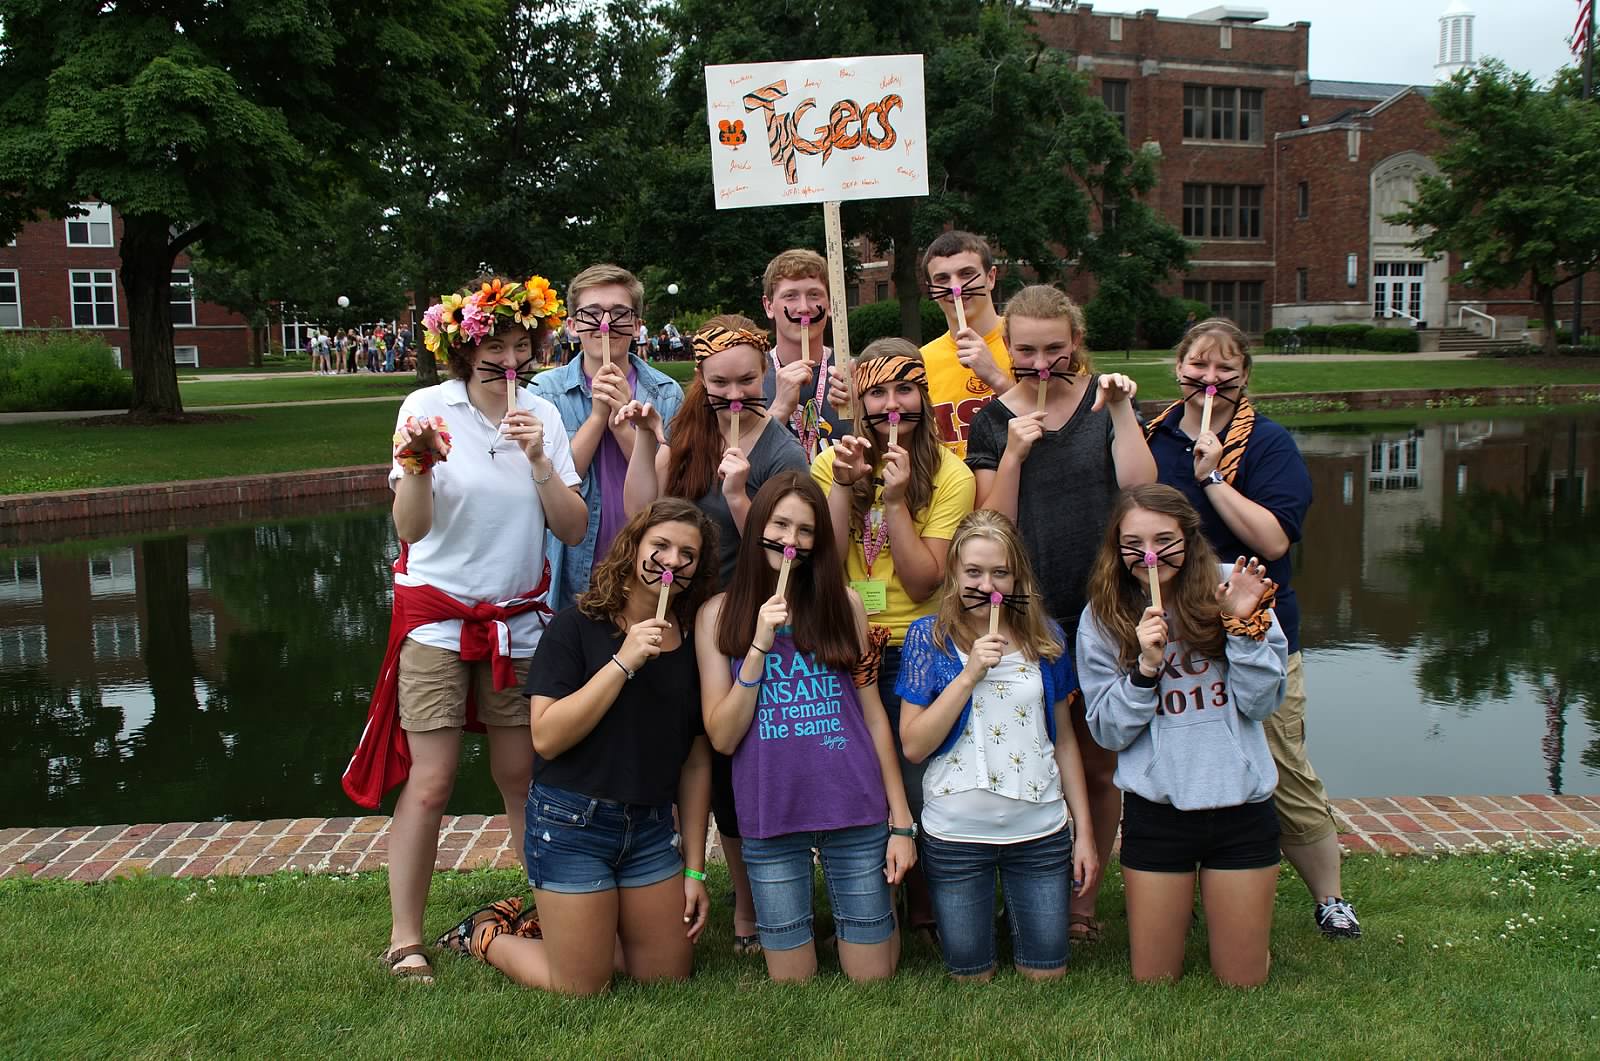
[1142,392,1256,485]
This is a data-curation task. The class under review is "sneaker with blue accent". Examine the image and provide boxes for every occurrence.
[1315,896,1361,940]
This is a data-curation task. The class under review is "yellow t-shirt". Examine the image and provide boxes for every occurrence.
[920,319,1012,459]
[811,445,976,645]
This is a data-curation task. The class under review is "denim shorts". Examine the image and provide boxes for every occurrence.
[525,782,682,894]
[740,824,896,951]
[1119,792,1281,873]
[921,825,1073,975]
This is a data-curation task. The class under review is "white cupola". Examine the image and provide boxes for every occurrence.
[1436,0,1476,81]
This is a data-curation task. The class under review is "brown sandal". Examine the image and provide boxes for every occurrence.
[384,944,435,984]
[1068,914,1102,944]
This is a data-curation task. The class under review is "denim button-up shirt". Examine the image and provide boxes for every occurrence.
[533,353,685,611]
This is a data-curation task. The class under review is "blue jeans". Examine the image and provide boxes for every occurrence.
[878,645,926,822]
[921,825,1074,975]
[525,782,682,894]
[740,823,896,951]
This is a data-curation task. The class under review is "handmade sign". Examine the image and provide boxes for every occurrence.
[703,55,928,209]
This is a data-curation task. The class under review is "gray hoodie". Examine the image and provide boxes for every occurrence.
[1076,577,1288,811]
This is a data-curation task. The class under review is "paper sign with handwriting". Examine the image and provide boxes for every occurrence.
[704,54,928,210]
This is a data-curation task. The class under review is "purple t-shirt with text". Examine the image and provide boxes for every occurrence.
[731,631,889,839]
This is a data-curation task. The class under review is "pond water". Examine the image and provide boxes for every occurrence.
[4,409,1599,827]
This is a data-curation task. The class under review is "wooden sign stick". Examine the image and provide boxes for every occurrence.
[823,201,854,422]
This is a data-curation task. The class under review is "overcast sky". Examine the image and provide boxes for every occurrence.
[1171,0,1587,84]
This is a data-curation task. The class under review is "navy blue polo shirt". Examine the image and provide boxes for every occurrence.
[1147,406,1312,655]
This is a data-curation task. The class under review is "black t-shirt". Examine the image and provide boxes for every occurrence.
[966,378,1119,644]
[525,606,703,806]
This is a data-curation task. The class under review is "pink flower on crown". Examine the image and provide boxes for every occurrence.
[459,301,491,342]
[421,303,445,334]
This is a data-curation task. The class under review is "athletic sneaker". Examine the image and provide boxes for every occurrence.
[1315,897,1362,939]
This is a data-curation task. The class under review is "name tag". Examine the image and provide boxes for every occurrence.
[850,579,888,615]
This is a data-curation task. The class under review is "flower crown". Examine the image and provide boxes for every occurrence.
[421,276,566,358]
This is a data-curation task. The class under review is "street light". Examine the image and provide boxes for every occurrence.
[337,295,350,308]
[666,283,679,296]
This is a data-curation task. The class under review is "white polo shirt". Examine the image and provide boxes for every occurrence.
[389,379,581,657]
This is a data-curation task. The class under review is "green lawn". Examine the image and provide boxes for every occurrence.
[180,374,418,406]
[0,403,402,494]
[2,844,1595,1058]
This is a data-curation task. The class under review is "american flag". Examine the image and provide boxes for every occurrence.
[1574,0,1595,57]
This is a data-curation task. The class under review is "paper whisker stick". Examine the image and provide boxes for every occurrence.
[1144,551,1162,612]
[727,400,743,451]
[887,410,901,449]
[800,316,811,364]
[775,546,796,599]
[655,568,673,621]
[1036,370,1050,410]
[1200,385,1216,437]
[504,368,517,421]
[987,590,1002,637]
[952,283,967,333]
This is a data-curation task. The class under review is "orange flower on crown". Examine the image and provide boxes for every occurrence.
[515,275,564,328]
[478,278,512,311]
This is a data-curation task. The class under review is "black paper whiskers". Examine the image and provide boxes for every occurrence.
[760,538,813,563]
[641,550,695,589]
[705,392,768,414]
[570,304,639,337]
[960,588,1030,616]
[1178,373,1242,411]
[782,305,825,326]
[1012,355,1075,384]
[859,408,924,430]
[927,278,990,303]
[1119,538,1186,571]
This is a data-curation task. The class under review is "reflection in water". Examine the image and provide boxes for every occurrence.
[3,411,1598,826]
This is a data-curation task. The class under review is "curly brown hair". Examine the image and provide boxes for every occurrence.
[443,274,553,382]
[578,498,720,629]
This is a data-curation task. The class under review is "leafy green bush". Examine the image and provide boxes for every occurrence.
[1140,297,1212,350]
[1327,323,1373,348]
[847,298,947,349]
[1084,296,1136,351]
[1263,327,1294,350]
[1364,328,1421,352]
[0,332,131,412]
[670,308,725,335]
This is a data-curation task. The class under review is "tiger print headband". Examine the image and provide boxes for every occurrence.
[692,325,771,363]
[853,354,927,392]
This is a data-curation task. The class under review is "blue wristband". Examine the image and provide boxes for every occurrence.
[735,671,763,688]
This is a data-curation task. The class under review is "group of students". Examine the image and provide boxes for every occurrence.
[311,326,412,375]
[354,232,1361,997]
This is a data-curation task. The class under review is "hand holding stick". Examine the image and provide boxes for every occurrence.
[988,590,1002,637]
[655,568,673,622]
[1144,551,1162,612]
[1200,385,1216,436]
[775,546,796,599]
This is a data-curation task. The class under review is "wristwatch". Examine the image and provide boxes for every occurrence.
[889,822,918,839]
[1201,469,1225,489]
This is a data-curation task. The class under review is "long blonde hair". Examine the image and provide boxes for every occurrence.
[850,339,943,530]
[931,510,1062,663]
[1086,485,1224,668]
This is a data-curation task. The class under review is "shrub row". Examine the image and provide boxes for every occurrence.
[847,299,950,349]
[1479,342,1600,358]
[0,332,131,412]
[1262,325,1420,352]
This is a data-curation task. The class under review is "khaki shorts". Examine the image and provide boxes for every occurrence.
[398,640,532,732]
[1264,651,1337,846]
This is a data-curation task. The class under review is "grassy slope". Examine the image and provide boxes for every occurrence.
[1,846,1595,1058]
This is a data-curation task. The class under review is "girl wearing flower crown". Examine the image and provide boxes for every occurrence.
[896,509,1099,980]
[811,337,977,940]
[696,472,917,982]
[615,314,808,955]
[1077,483,1287,986]
[344,275,588,984]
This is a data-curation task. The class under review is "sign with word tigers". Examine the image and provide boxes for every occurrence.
[704,54,928,210]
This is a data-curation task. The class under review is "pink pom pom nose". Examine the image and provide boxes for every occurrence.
[799,315,812,327]
[1143,550,1159,569]
[599,320,611,334]
[503,369,516,380]
[1040,369,1051,380]
[1205,384,1217,396]
[989,591,1003,606]
[887,411,901,424]
[728,400,744,413]
[783,546,797,560]
[951,284,963,299]
[660,569,673,586]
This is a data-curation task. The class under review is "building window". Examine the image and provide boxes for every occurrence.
[1296,268,1309,304]
[1109,15,1123,41]
[1101,80,1128,134]
[1102,202,1120,233]
[0,624,46,667]
[846,285,860,308]
[1182,85,1264,143]
[281,319,312,353]
[174,345,200,367]
[65,202,114,247]
[0,555,42,604]
[1220,25,1233,50]
[0,269,19,329]
[170,270,195,327]
[874,281,889,302]
[1182,279,1265,333]
[1181,184,1263,240]
[69,270,118,327]
[1297,181,1309,219]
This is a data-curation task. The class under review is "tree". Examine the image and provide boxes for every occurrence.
[1390,60,1600,355]
[0,1,496,415]
[628,0,1186,340]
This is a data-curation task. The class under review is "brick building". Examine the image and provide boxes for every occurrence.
[853,2,1583,340]
[0,204,273,368]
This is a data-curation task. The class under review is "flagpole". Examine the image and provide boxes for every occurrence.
[1578,1,1595,342]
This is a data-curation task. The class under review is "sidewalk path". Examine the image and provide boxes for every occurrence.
[4,795,1597,882]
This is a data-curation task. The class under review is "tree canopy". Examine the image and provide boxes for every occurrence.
[1390,60,1600,354]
